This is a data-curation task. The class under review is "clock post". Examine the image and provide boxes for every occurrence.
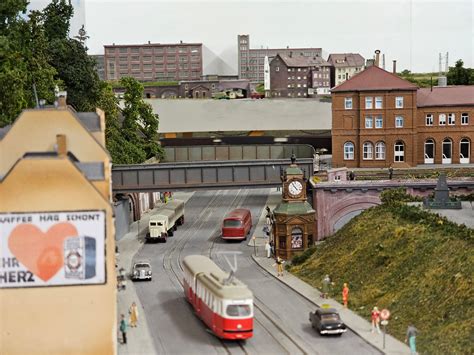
[272,154,316,260]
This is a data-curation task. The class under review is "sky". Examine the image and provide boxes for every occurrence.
[30,0,473,74]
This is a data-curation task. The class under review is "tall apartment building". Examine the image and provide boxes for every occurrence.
[331,65,474,168]
[327,53,365,87]
[238,34,322,82]
[269,54,330,97]
[104,42,203,82]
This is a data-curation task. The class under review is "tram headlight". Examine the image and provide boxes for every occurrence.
[237,324,242,329]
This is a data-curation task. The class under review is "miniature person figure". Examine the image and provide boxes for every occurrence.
[388,165,394,180]
[342,283,349,308]
[322,275,331,299]
[349,170,355,181]
[273,256,284,276]
[119,314,127,344]
[405,324,419,355]
[371,306,381,334]
[129,302,139,327]
[265,206,272,225]
[265,241,271,258]
[269,240,275,257]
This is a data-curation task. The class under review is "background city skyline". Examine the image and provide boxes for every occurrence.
[31,0,473,74]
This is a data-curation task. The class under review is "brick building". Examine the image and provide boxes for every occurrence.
[327,53,365,87]
[269,54,330,98]
[238,34,322,83]
[331,65,474,168]
[104,42,202,82]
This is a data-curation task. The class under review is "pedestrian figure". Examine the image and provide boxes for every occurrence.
[388,165,394,180]
[262,224,270,238]
[119,314,128,344]
[265,241,271,258]
[269,240,275,257]
[273,256,284,276]
[342,283,349,308]
[129,302,139,327]
[348,171,355,181]
[371,306,381,334]
[405,324,419,355]
[321,275,331,299]
[265,207,272,226]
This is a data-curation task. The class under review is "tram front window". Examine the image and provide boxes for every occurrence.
[226,304,251,317]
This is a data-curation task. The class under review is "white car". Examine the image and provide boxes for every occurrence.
[131,262,152,281]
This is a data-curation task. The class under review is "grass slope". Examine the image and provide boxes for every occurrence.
[290,205,473,354]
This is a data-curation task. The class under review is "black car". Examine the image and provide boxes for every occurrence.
[309,308,347,335]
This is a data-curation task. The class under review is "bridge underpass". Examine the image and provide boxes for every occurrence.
[111,158,314,193]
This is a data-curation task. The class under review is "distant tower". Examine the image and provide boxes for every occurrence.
[238,35,250,79]
[264,56,270,97]
[437,52,448,87]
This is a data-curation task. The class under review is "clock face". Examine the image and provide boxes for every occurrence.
[288,180,303,197]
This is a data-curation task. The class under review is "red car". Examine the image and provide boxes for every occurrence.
[250,92,264,99]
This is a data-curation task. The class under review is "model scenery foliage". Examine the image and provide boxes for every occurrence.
[290,188,473,354]
[0,0,163,164]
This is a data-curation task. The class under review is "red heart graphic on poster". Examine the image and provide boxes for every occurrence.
[8,223,78,282]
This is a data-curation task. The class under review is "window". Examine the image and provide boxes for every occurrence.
[365,97,373,109]
[303,84,307,87]
[276,66,279,72]
[424,139,434,163]
[303,76,306,79]
[291,228,303,249]
[191,56,200,61]
[461,113,469,125]
[395,116,404,128]
[375,142,385,160]
[131,48,139,53]
[154,48,164,54]
[298,68,301,71]
[426,114,433,126]
[344,142,354,160]
[395,96,404,108]
[119,48,127,53]
[288,68,291,72]
[363,142,374,160]
[439,114,446,125]
[143,56,152,62]
[375,115,383,128]
[460,138,470,163]
[179,56,188,62]
[448,113,455,125]
[365,116,373,128]
[130,55,139,62]
[375,97,383,109]
[344,97,353,109]
[167,56,176,62]
[394,141,405,162]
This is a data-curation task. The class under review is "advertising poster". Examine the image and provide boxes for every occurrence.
[0,211,106,288]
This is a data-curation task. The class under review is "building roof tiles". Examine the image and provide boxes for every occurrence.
[417,86,474,107]
[327,53,365,68]
[331,65,418,92]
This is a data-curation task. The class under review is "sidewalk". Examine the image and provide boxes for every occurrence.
[249,189,411,355]
[116,192,194,355]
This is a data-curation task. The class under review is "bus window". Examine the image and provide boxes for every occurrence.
[223,220,242,228]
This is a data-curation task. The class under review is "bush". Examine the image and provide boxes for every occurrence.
[291,246,317,266]
[380,187,415,205]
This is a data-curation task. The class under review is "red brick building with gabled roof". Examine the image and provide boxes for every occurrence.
[331,66,474,168]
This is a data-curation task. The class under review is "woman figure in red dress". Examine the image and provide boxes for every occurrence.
[342,283,349,308]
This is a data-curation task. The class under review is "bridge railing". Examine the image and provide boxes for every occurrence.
[112,158,314,192]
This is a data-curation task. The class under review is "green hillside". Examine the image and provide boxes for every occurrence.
[289,192,473,354]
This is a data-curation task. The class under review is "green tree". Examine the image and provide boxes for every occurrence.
[447,60,471,85]
[40,0,101,111]
[120,77,164,162]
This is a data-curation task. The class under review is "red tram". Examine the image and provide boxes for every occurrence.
[182,255,254,340]
[221,208,252,240]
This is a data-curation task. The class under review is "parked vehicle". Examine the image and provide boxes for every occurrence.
[221,208,252,240]
[146,199,185,243]
[131,261,152,281]
[250,92,264,99]
[309,308,347,335]
[182,255,253,340]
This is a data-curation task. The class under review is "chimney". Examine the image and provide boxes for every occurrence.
[392,60,397,74]
[180,40,183,44]
[56,134,67,157]
[374,50,381,67]
[289,51,293,58]
[148,40,151,44]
